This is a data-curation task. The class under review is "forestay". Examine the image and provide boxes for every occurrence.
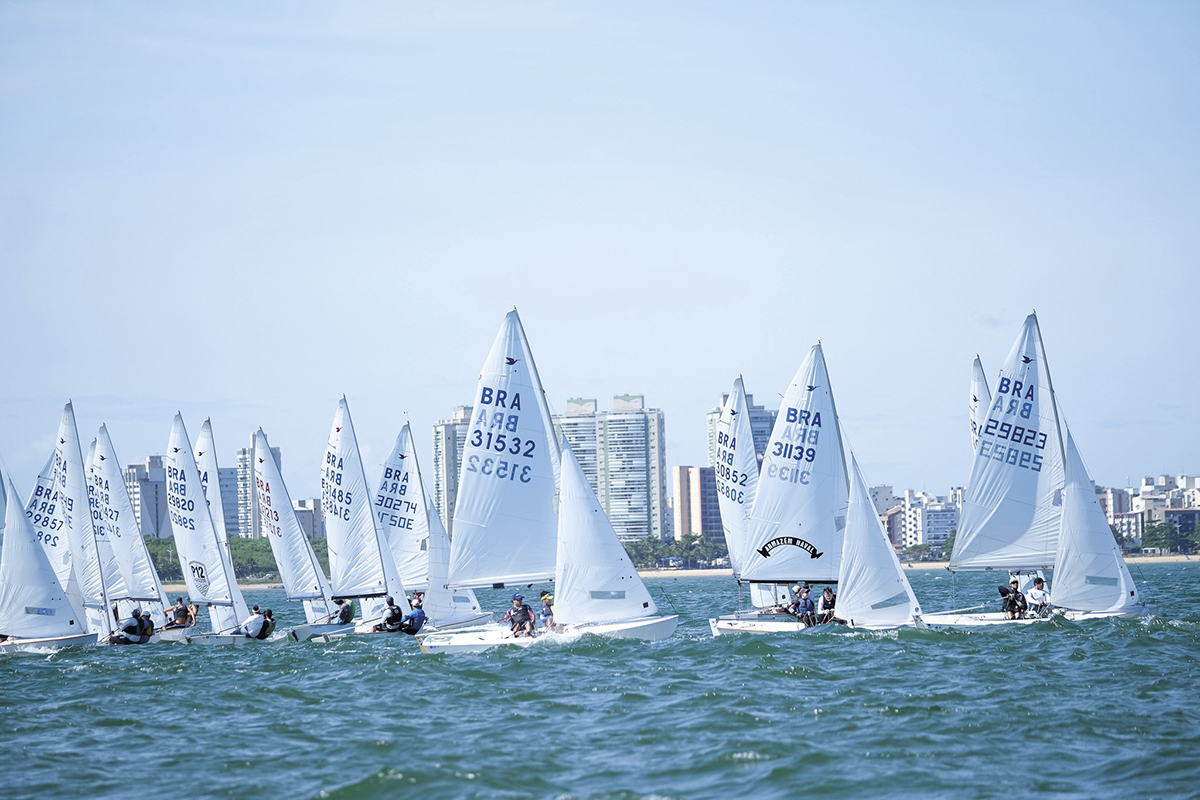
[740,344,849,585]
[714,377,760,578]
[0,467,84,639]
[165,415,250,632]
[322,398,407,610]
[553,438,657,626]
[969,356,991,454]
[24,403,111,636]
[254,429,335,624]
[1052,425,1141,613]
[837,455,921,627]
[952,314,1065,572]
[91,426,168,608]
[448,310,561,589]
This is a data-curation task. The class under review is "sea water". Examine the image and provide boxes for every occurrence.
[1,564,1197,800]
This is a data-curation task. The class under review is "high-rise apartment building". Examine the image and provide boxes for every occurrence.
[218,467,239,538]
[671,466,722,541]
[431,405,473,534]
[123,456,169,538]
[293,498,325,539]
[555,394,668,542]
[900,490,959,550]
[706,391,776,467]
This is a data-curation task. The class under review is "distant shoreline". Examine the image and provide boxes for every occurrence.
[162,554,1197,592]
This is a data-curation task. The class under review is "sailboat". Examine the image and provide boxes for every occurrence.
[419,437,678,653]
[252,428,343,641]
[709,344,850,635]
[320,397,410,638]
[24,403,114,644]
[0,465,94,650]
[374,424,485,630]
[926,313,1151,627]
[164,414,255,645]
[88,426,171,633]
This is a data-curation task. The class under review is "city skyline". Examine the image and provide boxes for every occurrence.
[2,4,1197,501]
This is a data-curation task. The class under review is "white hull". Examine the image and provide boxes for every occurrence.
[287,622,356,642]
[418,615,679,654]
[157,625,195,643]
[925,605,1155,629]
[184,632,262,646]
[709,613,910,636]
[0,632,97,651]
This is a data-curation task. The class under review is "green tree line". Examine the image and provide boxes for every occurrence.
[622,534,728,569]
[143,536,330,583]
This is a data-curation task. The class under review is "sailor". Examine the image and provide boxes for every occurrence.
[789,586,816,627]
[255,609,276,640]
[503,593,535,637]
[1026,577,1051,617]
[373,596,406,632]
[999,579,1028,619]
[112,608,151,645]
[398,596,427,635]
[232,605,266,638]
[817,587,842,625]
[332,599,354,625]
[538,591,560,632]
[164,597,191,629]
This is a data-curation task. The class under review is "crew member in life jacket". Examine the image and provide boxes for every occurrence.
[163,597,192,630]
[332,599,354,625]
[817,587,844,625]
[255,609,276,640]
[788,586,817,627]
[373,596,406,632]
[111,608,153,645]
[503,594,536,637]
[398,596,427,635]
[1026,577,1051,617]
[538,591,560,633]
[999,579,1028,619]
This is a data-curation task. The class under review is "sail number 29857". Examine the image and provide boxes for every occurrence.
[466,455,532,483]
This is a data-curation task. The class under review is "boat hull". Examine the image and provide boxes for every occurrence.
[0,632,98,651]
[287,623,356,642]
[184,633,262,646]
[156,626,195,643]
[924,605,1156,629]
[709,612,915,636]
[418,615,679,654]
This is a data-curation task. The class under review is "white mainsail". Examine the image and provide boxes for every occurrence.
[1052,425,1142,613]
[90,426,169,612]
[253,429,335,624]
[0,467,85,640]
[740,344,849,585]
[375,423,482,625]
[24,403,112,636]
[836,454,921,627]
[165,414,250,632]
[714,377,761,578]
[322,398,407,615]
[951,314,1066,572]
[448,309,561,589]
[553,437,657,626]
[196,419,232,543]
[969,356,991,453]
[85,438,130,610]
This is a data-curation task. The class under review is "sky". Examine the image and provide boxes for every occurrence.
[1,1,1197,502]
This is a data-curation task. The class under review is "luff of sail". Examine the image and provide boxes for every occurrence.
[969,356,991,454]
[837,454,921,627]
[322,398,407,608]
[553,437,657,626]
[24,403,112,636]
[951,314,1065,572]
[165,414,250,632]
[1052,425,1141,613]
[448,309,560,589]
[714,377,760,578]
[740,344,849,584]
[91,426,169,608]
[0,466,84,639]
[254,429,335,624]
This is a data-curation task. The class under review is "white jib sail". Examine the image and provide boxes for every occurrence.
[0,466,85,639]
[165,414,250,632]
[969,356,991,454]
[193,419,247,632]
[375,424,430,592]
[554,437,657,626]
[424,504,484,625]
[837,454,921,627]
[714,377,761,578]
[952,313,1066,572]
[85,438,131,609]
[740,344,849,585]
[24,403,111,636]
[1052,425,1141,613]
[92,426,169,609]
[448,309,561,589]
[254,429,335,624]
[322,398,407,612]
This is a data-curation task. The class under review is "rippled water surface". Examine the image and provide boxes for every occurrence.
[2,564,1198,799]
